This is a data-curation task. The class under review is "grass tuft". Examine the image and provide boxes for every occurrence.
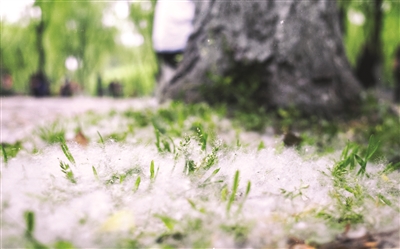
[59,161,76,184]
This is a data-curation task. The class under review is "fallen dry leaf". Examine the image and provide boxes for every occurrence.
[74,130,89,147]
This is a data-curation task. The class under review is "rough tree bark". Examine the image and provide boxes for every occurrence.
[158,0,362,118]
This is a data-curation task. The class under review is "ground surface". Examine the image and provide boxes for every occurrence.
[1,96,158,143]
[1,96,399,249]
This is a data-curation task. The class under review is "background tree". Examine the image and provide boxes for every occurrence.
[1,0,397,97]
[42,1,116,91]
[347,0,383,88]
[1,1,118,94]
[33,1,53,76]
[339,0,399,88]
[159,0,362,118]
[1,22,38,93]
[127,1,158,95]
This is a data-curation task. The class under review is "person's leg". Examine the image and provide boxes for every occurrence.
[154,51,183,99]
[157,51,182,69]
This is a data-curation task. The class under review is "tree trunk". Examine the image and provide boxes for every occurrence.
[372,0,383,57]
[158,0,362,118]
[36,17,46,74]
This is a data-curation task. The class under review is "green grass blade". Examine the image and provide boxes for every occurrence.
[202,168,220,185]
[355,154,365,167]
[167,135,176,154]
[154,214,177,231]
[257,141,265,151]
[92,166,98,180]
[227,170,240,213]
[119,174,126,183]
[196,127,208,151]
[221,186,228,201]
[186,160,196,174]
[97,131,105,147]
[355,154,367,176]
[24,211,49,248]
[365,135,380,161]
[245,181,251,197]
[134,176,141,192]
[187,199,196,210]
[162,140,171,153]
[150,160,155,180]
[382,162,400,174]
[60,142,75,165]
[1,144,8,163]
[154,128,161,152]
[237,181,252,214]
[187,199,206,213]
[54,241,77,249]
[24,211,35,237]
[60,161,76,184]
[340,142,351,160]
[377,194,392,206]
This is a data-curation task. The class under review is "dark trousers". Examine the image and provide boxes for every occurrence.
[156,51,182,69]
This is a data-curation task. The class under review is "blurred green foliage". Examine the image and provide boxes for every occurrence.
[104,1,157,96]
[0,0,398,95]
[339,0,400,86]
[1,0,157,96]
[128,1,157,95]
[1,141,23,162]
[1,23,37,93]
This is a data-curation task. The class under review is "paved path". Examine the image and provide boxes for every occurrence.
[1,96,157,143]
